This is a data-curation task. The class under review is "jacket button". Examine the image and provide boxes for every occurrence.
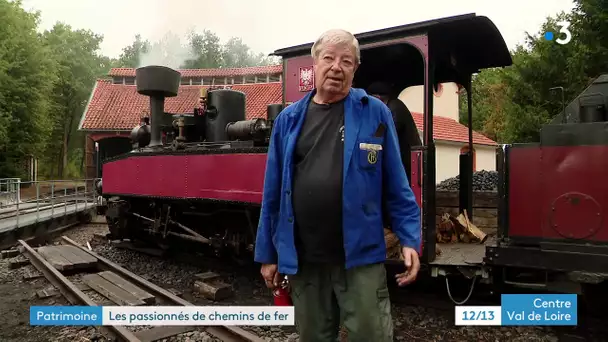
[286,190,291,195]
[288,217,293,223]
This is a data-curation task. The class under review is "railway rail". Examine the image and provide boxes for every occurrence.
[17,236,265,342]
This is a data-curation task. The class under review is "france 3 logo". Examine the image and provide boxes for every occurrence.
[544,21,572,45]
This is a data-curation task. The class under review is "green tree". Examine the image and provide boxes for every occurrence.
[221,37,277,67]
[570,0,608,82]
[461,0,608,144]
[0,0,56,178]
[41,22,110,178]
[115,30,278,70]
[182,30,223,69]
[115,34,150,68]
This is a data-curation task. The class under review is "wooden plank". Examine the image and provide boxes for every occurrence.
[97,271,155,305]
[1,249,19,259]
[437,207,497,218]
[193,280,233,301]
[37,246,73,271]
[436,190,498,208]
[8,258,29,269]
[134,326,195,342]
[82,273,146,306]
[36,288,57,299]
[23,267,43,280]
[436,207,498,231]
[54,245,97,269]
[60,245,97,263]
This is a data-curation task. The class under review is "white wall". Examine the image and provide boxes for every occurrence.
[395,81,497,183]
[435,142,497,183]
[398,82,460,121]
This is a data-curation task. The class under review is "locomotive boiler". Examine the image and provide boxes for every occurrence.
[101,65,278,256]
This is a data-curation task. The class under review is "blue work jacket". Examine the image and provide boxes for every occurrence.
[254,88,421,275]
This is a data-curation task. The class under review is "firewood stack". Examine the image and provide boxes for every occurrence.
[383,210,487,259]
[437,210,487,244]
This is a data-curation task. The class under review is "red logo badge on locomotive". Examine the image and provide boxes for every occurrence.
[299,66,314,92]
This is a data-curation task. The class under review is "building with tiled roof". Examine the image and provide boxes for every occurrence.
[78,65,283,178]
[78,64,496,183]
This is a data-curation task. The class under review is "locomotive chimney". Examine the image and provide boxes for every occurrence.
[135,66,181,147]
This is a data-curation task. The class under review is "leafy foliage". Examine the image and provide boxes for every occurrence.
[459,0,608,144]
[114,30,279,69]
[0,0,56,178]
[0,1,278,179]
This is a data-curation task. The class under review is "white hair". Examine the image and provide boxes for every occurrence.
[311,29,360,64]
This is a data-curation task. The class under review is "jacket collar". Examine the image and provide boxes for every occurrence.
[288,87,370,179]
[288,88,368,117]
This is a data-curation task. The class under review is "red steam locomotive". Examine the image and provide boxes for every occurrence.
[98,13,608,298]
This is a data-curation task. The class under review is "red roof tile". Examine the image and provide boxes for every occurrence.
[109,65,282,78]
[80,80,282,130]
[410,112,496,146]
[81,78,495,146]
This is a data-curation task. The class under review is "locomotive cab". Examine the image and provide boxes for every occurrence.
[273,13,512,286]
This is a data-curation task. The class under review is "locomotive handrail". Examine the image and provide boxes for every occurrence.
[0,178,100,230]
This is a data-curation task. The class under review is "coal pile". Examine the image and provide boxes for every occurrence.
[437,170,498,192]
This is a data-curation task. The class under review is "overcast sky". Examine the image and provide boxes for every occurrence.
[21,0,575,59]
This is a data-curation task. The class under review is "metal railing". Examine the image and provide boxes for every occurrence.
[0,178,100,231]
[0,178,21,205]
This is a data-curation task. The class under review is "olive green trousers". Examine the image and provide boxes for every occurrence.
[288,262,393,342]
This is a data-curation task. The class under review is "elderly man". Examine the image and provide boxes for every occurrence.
[254,29,421,342]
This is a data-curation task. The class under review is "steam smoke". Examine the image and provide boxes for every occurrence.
[137,31,196,69]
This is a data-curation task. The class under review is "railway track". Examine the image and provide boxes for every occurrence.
[17,236,266,342]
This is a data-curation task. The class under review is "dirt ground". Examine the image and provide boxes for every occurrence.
[0,218,108,342]
[0,257,103,342]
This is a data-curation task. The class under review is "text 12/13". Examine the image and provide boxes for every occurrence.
[454,306,502,326]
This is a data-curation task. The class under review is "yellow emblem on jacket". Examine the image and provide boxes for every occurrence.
[367,151,378,164]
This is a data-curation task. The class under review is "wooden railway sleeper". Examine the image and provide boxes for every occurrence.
[17,239,141,342]
[16,238,266,342]
[60,236,265,342]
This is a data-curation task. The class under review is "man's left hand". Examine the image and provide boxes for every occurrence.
[395,247,420,286]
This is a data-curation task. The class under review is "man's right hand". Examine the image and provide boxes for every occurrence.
[261,264,280,289]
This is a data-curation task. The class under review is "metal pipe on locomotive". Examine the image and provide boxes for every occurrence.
[100,65,284,257]
[129,67,282,150]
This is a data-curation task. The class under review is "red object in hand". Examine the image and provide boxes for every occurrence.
[273,287,292,306]
[273,276,292,306]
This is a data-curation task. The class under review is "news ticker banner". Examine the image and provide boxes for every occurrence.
[30,306,294,326]
[30,294,577,327]
[455,294,577,326]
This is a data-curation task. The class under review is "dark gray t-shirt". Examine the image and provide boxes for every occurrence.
[292,99,345,263]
